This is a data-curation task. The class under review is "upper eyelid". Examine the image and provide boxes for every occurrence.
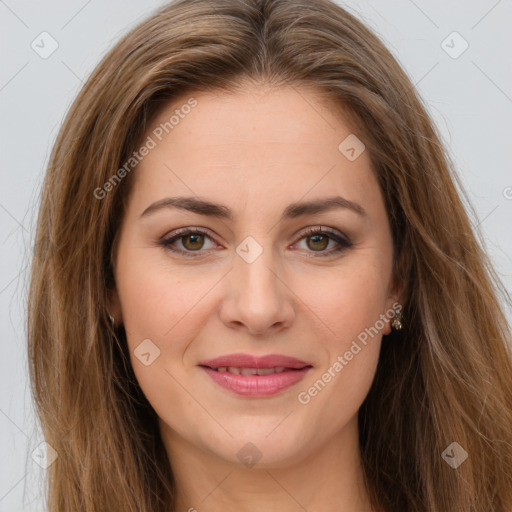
[162,225,350,251]
[163,225,346,241]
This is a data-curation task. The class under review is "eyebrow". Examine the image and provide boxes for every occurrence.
[139,195,368,221]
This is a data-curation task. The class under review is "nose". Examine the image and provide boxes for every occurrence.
[218,243,295,337]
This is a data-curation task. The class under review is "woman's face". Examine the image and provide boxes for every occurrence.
[111,83,399,468]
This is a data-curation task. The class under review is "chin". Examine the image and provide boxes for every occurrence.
[207,424,316,470]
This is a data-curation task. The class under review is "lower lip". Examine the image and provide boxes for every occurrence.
[200,367,311,397]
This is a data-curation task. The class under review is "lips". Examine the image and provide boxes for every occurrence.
[199,353,311,370]
[198,353,313,397]
[214,366,288,375]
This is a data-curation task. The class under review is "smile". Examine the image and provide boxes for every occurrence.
[198,353,313,397]
[211,366,290,375]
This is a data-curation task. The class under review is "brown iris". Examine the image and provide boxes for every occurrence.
[182,233,205,251]
[306,234,329,251]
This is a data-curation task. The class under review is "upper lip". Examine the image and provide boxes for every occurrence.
[199,353,312,370]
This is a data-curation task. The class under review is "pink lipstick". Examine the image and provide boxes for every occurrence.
[198,353,313,397]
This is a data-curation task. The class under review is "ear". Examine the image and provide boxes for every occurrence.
[382,278,406,336]
[106,230,123,327]
[107,286,123,327]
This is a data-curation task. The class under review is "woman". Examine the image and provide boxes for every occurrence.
[27,0,512,510]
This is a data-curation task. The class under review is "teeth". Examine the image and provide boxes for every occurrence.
[214,366,289,375]
[240,367,257,375]
[256,368,276,375]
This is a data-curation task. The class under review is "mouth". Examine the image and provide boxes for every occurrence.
[198,353,313,397]
[203,366,305,375]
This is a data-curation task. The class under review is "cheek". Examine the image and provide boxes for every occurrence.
[293,261,389,411]
[115,247,223,403]
[297,259,391,347]
[116,243,205,342]
[115,252,205,420]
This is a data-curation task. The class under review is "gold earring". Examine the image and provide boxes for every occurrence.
[391,308,403,331]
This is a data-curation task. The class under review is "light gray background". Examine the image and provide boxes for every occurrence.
[1,0,511,510]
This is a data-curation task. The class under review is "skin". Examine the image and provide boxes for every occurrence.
[110,82,400,512]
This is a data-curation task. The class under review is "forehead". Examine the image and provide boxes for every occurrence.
[127,84,383,221]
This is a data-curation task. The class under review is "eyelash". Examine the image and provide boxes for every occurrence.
[159,226,353,258]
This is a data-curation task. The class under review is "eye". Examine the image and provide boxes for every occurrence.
[159,226,353,258]
[292,226,353,257]
[160,227,216,257]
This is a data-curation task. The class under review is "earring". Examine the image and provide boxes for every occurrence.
[107,311,116,328]
[391,308,403,331]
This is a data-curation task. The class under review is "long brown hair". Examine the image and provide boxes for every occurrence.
[27,0,512,510]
